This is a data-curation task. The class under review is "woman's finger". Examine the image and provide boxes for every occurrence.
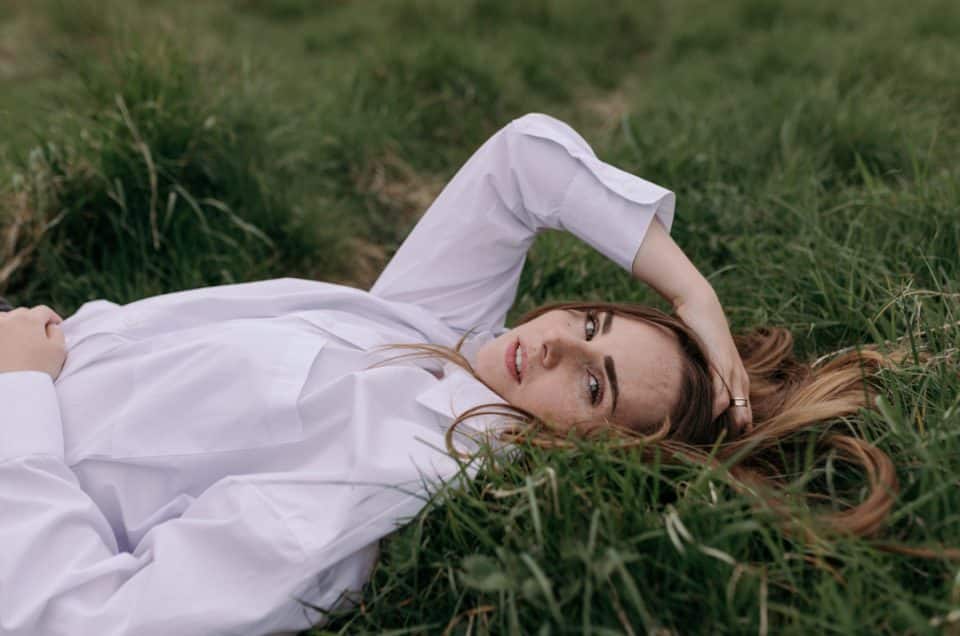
[28,304,63,325]
[711,372,729,420]
[709,364,753,435]
[730,404,752,432]
[728,368,753,432]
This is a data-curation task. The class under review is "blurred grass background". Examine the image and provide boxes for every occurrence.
[1,0,958,634]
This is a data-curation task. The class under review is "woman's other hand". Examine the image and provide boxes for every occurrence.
[0,305,67,381]
[674,293,752,434]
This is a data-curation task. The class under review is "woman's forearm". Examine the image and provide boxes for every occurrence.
[630,215,717,310]
[372,113,676,333]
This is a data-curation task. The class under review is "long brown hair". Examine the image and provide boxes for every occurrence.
[384,301,951,554]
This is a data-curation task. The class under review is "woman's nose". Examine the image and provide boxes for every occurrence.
[541,330,578,369]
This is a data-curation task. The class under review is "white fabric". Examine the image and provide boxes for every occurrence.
[0,113,674,635]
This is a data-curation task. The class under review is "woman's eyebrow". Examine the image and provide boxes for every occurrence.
[604,355,619,416]
[601,312,618,415]
[602,311,613,335]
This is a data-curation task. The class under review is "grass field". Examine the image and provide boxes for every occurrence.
[2,1,959,633]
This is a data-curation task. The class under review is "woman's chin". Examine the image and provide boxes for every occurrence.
[474,338,511,400]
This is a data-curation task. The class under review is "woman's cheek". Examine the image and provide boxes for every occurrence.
[516,381,547,419]
[527,390,577,431]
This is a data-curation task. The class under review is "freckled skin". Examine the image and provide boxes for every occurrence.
[475,309,684,434]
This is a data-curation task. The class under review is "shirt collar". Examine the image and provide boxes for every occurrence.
[414,360,503,419]
[414,361,514,457]
[414,328,513,430]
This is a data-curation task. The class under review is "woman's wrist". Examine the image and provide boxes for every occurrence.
[674,289,731,353]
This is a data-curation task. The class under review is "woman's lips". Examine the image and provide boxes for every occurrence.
[504,338,524,384]
[518,341,526,380]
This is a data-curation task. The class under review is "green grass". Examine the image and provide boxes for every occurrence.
[1,0,958,633]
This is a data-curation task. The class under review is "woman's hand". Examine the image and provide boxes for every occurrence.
[0,305,67,381]
[675,293,752,434]
[631,217,751,433]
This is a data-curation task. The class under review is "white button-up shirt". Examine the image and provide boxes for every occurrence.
[0,114,674,635]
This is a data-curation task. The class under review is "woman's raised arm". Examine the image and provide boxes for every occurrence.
[371,113,749,428]
[370,113,675,334]
[630,216,753,430]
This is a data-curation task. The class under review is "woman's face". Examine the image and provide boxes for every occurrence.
[475,309,685,434]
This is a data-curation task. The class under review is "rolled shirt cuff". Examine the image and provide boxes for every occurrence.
[558,161,675,272]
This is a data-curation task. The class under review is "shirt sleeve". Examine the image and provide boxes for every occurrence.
[370,112,676,333]
[0,372,371,636]
[65,277,343,338]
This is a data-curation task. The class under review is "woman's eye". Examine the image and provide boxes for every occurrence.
[585,312,598,340]
[588,373,600,405]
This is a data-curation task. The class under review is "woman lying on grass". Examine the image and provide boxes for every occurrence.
[0,114,898,635]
